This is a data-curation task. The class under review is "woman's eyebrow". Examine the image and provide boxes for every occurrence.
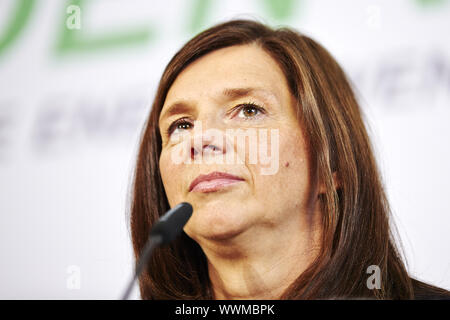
[159,87,278,125]
[159,102,194,127]
[222,87,278,103]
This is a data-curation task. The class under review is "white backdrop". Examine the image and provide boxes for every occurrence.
[0,0,449,299]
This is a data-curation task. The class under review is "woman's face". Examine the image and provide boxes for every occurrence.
[158,44,316,243]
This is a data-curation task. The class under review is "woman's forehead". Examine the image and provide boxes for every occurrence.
[168,45,286,95]
[161,45,290,116]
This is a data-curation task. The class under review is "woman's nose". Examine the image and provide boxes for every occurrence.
[189,124,227,161]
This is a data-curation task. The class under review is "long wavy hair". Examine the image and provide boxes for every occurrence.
[128,19,442,299]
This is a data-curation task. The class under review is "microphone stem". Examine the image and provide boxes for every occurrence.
[121,234,163,300]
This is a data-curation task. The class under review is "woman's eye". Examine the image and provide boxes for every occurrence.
[235,103,265,119]
[167,118,193,136]
[165,103,265,137]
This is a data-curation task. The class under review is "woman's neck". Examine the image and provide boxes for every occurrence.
[201,219,322,300]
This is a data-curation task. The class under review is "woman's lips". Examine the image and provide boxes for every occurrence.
[191,178,243,193]
[189,171,244,193]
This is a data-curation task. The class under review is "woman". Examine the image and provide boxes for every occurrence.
[128,19,450,299]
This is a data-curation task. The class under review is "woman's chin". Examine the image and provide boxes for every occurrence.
[185,210,251,242]
[196,227,245,242]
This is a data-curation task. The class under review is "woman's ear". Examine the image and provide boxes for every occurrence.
[318,171,340,195]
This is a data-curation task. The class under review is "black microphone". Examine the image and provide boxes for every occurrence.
[121,202,193,300]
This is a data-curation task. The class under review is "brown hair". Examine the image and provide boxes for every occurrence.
[128,19,441,299]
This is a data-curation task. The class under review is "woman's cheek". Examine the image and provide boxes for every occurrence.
[159,151,178,204]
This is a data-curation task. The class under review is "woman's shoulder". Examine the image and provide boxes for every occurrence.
[411,278,450,300]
